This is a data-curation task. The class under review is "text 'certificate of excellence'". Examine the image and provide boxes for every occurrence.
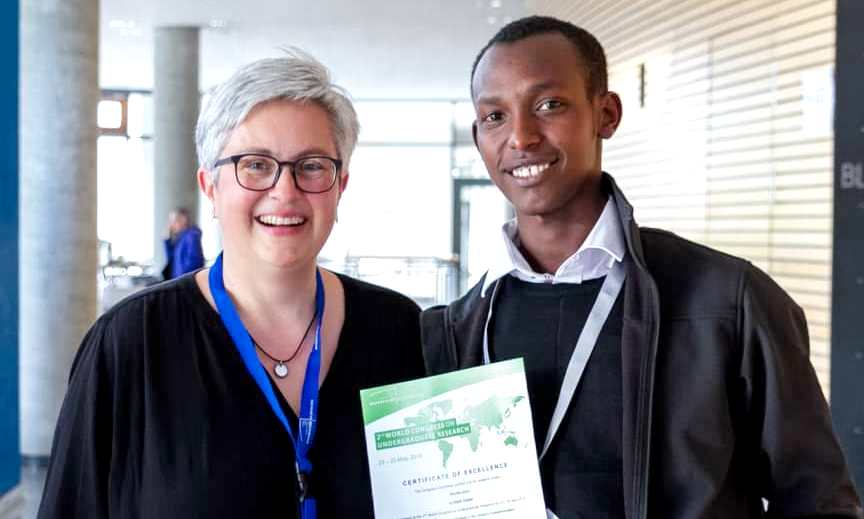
[360,359,546,519]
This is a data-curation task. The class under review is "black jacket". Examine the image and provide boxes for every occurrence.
[420,174,862,519]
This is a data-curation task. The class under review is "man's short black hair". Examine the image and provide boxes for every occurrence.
[470,16,608,98]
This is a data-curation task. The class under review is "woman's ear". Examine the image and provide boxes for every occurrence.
[198,168,218,217]
[198,167,215,200]
[338,170,349,197]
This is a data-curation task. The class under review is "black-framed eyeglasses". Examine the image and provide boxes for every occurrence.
[213,153,343,193]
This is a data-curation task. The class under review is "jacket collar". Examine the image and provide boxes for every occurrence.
[605,173,658,519]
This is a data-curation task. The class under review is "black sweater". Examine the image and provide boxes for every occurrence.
[490,275,625,518]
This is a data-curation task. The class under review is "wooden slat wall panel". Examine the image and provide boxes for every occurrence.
[531,0,835,398]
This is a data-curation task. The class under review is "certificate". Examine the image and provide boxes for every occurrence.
[360,359,546,519]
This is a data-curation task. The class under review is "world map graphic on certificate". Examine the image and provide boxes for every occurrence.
[360,359,546,519]
[394,394,526,469]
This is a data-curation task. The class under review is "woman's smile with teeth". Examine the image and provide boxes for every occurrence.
[256,214,306,226]
[511,163,550,178]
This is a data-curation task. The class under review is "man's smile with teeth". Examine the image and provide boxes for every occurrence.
[256,215,306,226]
[510,162,551,178]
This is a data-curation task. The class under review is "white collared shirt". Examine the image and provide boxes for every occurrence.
[481,197,627,297]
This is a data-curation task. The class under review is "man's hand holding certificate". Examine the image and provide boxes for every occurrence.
[360,359,546,518]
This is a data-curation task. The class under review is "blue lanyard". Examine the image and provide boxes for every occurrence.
[208,253,323,519]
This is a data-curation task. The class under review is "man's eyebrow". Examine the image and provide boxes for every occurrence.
[474,81,566,106]
[474,94,502,106]
[525,81,564,95]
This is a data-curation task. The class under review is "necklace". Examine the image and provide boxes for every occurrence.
[251,313,317,379]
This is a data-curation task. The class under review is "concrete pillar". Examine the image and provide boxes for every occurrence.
[19,0,100,457]
[153,27,200,269]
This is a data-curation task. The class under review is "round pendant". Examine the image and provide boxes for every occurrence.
[274,362,289,379]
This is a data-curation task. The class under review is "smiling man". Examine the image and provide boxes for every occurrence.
[420,16,862,519]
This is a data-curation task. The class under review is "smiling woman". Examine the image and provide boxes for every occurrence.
[200,100,344,270]
[38,49,426,519]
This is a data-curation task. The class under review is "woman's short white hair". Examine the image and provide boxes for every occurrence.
[195,48,360,180]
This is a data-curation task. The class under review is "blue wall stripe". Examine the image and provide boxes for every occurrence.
[0,0,21,495]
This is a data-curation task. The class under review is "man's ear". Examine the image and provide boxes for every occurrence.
[472,121,479,149]
[598,91,623,139]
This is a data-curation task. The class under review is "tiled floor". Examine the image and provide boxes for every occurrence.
[0,460,46,519]
[0,488,23,519]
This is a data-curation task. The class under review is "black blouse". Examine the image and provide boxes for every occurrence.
[38,272,425,519]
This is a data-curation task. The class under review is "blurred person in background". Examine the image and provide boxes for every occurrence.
[38,48,424,519]
[162,207,204,279]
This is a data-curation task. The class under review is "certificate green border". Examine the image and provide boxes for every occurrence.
[360,358,524,425]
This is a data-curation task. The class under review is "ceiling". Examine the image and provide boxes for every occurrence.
[100,0,530,99]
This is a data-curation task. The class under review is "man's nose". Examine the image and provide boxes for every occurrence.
[508,113,542,150]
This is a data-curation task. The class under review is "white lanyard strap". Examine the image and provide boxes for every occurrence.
[482,260,627,461]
